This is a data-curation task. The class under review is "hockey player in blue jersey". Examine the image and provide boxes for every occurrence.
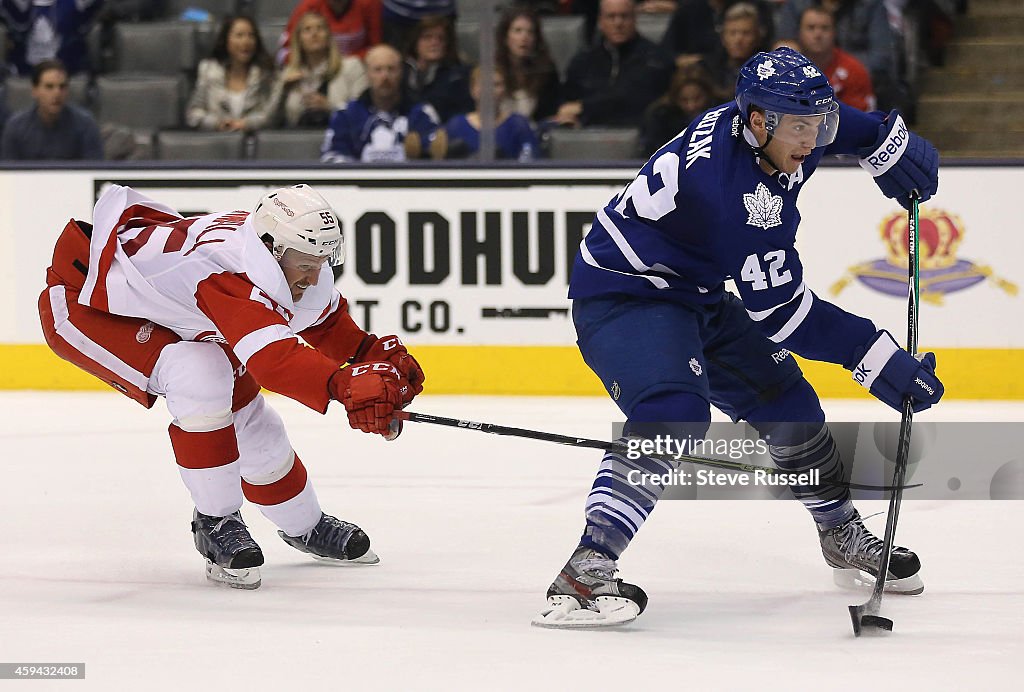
[533,47,944,628]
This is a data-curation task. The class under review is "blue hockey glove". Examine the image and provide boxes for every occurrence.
[858,110,938,210]
[850,330,944,412]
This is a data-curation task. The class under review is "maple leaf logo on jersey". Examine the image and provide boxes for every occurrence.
[743,183,784,229]
[745,182,782,228]
[756,59,775,80]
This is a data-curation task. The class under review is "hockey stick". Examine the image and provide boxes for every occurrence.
[397,410,778,475]
[849,194,920,637]
[398,410,921,491]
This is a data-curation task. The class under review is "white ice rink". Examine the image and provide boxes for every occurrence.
[1,392,1021,690]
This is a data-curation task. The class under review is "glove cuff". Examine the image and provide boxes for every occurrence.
[852,330,899,390]
[859,112,908,177]
[349,333,378,364]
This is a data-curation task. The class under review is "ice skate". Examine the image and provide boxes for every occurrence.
[278,513,379,565]
[191,510,264,590]
[532,546,648,628]
[818,511,923,595]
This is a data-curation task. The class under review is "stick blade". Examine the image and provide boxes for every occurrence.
[849,604,893,636]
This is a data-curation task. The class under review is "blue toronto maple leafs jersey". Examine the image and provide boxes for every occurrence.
[569,101,886,367]
[321,92,440,163]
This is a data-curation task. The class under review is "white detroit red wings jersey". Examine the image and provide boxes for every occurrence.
[76,185,367,412]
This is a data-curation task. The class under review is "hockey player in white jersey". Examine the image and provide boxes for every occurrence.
[39,184,425,589]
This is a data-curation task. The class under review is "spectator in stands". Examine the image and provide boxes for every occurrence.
[776,0,896,94]
[640,67,713,156]
[0,0,102,76]
[443,67,541,161]
[659,0,773,68]
[280,12,368,128]
[496,5,561,122]
[572,0,681,42]
[278,0,382,63]
[381,0,455,52]
[1,59,102,160]
[321,43,444,162]
[401,15,473,124]
[187,14,283,133]
[555,0,673,129]
[798,6,875,111]
[696,2,763,101]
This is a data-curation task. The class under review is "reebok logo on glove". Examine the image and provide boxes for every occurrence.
[915,377,935,396]
[860,115,908,176]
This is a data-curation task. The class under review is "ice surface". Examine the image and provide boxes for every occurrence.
[1,393,1021,689]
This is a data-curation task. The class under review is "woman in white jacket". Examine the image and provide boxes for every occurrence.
[186,14,282,132]
[279,12,368,129]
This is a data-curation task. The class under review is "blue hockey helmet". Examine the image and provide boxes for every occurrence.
[735,47,839,148]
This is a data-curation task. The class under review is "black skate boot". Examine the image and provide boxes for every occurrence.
[532,546,648,628]
[191,510,264,590]
[818,511,923,595]
[278,513,379,565]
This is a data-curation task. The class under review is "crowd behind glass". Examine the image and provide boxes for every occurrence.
[0,0,957,162]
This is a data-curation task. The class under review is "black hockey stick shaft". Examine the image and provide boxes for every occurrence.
[849,194,920,635]
[398,411,920,491]
[397,410,778,475]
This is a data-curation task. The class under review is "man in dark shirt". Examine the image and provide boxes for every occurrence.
[1,59,103,160]
[554,0,673,129]
[661,0,774,69]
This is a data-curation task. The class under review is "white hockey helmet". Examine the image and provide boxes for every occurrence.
[252,184,344,266]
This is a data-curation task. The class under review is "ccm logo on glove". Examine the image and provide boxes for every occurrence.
[860,114,908,176]
[354,333,425,401]
[351,362,397,377]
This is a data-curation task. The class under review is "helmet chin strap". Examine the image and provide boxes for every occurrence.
[742,123,784,175]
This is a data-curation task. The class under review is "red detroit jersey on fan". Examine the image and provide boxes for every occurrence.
[77,184,363,413]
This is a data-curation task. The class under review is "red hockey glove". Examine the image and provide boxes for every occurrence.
[354,334,424,402]
[329,362,408,437]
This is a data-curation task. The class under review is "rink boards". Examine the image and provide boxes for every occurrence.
[0,165,1020,398]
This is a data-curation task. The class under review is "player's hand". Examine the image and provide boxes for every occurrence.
[355,334,424,402]
[850,330,944,412]
[858,110,938,210]
[329,362,409,437]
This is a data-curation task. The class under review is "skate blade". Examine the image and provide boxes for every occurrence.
[310,547,381,565]
[531,595,640,629]
[205,561,261,590]
[832,568,924,595]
